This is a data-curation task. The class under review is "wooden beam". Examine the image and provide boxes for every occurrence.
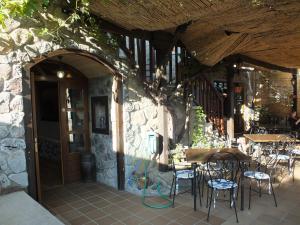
[155,21,191,67]
[153,21,191,88]
[226,54,297,73]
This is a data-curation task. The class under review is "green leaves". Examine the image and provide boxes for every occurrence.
[192,106,208,147]
[0,0,46,28]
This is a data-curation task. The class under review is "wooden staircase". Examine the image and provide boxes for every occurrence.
[186,73,225,134]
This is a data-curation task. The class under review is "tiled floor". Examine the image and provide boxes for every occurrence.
[42,165,300,225]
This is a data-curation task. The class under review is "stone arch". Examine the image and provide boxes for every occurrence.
[22,47,125,199]
[24,48,123,78]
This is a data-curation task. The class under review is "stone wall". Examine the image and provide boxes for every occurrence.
[0,62,27,193]
[0,10,130,193]
[0,9,183,195]
[89,76,117,188]
[123,75,178,194]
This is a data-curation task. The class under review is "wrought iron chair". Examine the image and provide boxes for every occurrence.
[267,141,292,178]
[290,148,300,182]
[285,136,300,182]
[244,159,277,209]
[169,159,201,208]
[206,152,240,223]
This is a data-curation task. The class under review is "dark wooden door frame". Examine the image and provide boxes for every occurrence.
[23,49,125,200]
[115,77,125,190]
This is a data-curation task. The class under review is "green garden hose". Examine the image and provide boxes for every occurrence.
[141,160,173,209]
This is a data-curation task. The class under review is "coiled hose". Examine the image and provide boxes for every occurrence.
[142,161,173,209]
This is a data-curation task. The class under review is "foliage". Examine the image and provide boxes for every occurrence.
[0,0,118,49]
[0,0,51,27]
[191,106,208,147]
[169,143,185,163]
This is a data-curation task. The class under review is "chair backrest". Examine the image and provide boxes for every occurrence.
[206,151,240,188]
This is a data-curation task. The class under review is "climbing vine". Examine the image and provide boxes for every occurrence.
[0,0,119,49]
[191,106,208,147]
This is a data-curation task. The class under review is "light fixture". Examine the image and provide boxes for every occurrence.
[57,70,65,79]
[57,56,65,79]
[291,76,296,86]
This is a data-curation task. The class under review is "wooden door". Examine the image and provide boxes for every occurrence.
[31,73,42,201]
[60,78,89,183]
[234,84,244,134]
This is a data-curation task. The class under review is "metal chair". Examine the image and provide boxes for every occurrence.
[285,136,300,182]
[169,160,201,208]
[244,160,277,209]
[267,141,292,178]
[206,152,240,223]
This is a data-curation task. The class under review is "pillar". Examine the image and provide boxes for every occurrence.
[226,65,235,140]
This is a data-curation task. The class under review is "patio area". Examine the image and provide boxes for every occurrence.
[42,164,300,225]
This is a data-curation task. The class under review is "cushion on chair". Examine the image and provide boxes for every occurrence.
[207,179,238,189]
[176,170,194,179]
[291,149,300,155]
[244,171,270,180]
[269,154,289,160]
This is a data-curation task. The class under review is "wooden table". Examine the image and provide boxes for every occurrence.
[186,147,251,163]
[185,148,250,211]
[243,134,299,143]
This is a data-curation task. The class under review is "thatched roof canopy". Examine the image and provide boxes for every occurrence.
[90,0,300,68]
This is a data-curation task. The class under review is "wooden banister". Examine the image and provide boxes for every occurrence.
[185,72,226,135]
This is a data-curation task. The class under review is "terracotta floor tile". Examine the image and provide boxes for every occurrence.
[114,199,135,208]
[110,209,131,220]
[42,173,300,225]
[95,215,118,225]
[92,199,111,209]
[187,210,207,220]
[52,204,74,214]
[135,209,161,221]
[84,209,106,220]
[109,196,126,204]
[78,205,98,213]
[121,215,144,225]
[69,215,91,225]
[84,196,104,203]
[207,215,225,225]
[59,209,82,221]
[149,215,172,225]
[175,215,201,225]
[102,204,123,214]
[69,199,89,209]
[163,210,186,220]
[84,222,98,225]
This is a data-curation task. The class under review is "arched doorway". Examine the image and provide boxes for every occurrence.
[24,50,125,201]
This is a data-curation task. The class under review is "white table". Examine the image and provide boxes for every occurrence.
[0,191,63,225]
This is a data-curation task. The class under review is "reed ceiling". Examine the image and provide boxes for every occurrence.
[90,0,300,68]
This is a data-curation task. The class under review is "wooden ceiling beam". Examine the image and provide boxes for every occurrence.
[225,54,297,74]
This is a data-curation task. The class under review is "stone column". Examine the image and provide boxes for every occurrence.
[226,65,235,140]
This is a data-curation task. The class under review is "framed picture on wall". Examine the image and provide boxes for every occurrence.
[91,96,109,134]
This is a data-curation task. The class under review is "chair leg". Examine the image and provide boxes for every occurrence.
[206,184,209,208]
[202,173,206,197]
[191,179,194,195]
[197,176,202,207]
[169,176,174,198]
[229,189,232,208]
[232,189,239,223]
[248,180,252,210]
[207,188,213,222]
[172,178,177,207]
[201,172,205,197]
[270,181,278,207]
[292,159,296,183]
[259,180,262,198]
[236,177,240,199]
